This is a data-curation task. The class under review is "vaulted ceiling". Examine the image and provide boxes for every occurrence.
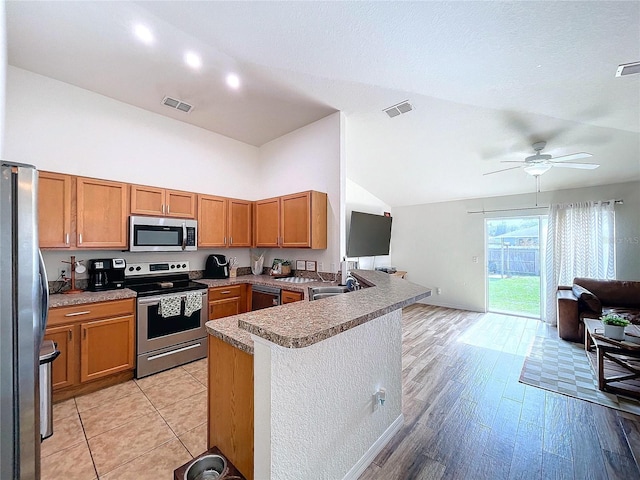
[6,1,640,206]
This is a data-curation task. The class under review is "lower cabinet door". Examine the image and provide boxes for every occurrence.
[80,315,135,383]
[209,298,241,320]
[44,324,78,390]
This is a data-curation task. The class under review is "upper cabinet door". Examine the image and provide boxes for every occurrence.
[38,171,72,248]
[130,185,165,216]
[76,177,129,249]
[280,192,311,248]
[228,199,252,247]
[198,194,227,247]
[255,197,280,247]
[165,189,196,219]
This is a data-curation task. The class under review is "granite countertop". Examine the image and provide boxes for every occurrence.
[196,274,332,298]
[49,288,137,308]
[206,270,431,354]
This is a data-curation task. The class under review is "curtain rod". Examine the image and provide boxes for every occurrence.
[467,199,623,215]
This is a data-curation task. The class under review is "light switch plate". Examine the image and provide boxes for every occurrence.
[306,261,317,272]
[296,260,306,271]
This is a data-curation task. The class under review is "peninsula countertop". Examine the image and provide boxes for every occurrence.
[205,270,431,355]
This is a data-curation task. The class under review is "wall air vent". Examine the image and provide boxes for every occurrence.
[383,100,413,118]
[616,61,640,77]
[161,96,194,113]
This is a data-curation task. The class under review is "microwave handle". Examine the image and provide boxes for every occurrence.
[182,222,186,251]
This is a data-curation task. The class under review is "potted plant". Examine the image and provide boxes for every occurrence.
[281,260,292,276]
[601,313,631,341]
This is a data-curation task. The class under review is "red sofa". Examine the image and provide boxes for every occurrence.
[556,277,640,342]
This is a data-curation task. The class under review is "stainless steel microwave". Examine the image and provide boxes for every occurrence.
[129,216,197,252]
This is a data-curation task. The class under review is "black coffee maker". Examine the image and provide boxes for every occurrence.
[88,258,126,291]
[205,254,229,279]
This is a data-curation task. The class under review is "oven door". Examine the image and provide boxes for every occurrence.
[137,290,208,355]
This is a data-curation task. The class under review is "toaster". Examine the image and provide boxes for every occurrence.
[205,254,229,279]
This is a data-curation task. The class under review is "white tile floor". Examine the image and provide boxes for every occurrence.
[41,358,208,480]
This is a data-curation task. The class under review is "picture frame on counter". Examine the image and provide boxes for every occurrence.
[296,260,306,271]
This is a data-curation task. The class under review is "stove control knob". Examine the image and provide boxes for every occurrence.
[136,266,141,271]
[182,263,186,268]
[128,266,134,271]
[170,264,175,269]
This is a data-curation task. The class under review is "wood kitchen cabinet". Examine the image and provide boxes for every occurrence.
[45,298,135,401]
[198,195,252,247]
[281,289,304,304]
[131,184,196,219]
[43,323,78,390]
[76,177,129,249]
[38,171,73,248]
[208,336,254,480]
[254,190,327,249]
[38,173,129,250]
[208,285,249,320]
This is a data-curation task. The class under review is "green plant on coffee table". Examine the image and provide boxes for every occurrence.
[600,313,631,327]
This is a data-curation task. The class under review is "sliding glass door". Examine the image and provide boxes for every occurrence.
[486,216,547,318]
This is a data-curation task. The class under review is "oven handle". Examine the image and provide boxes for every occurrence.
[147,342,202,361]
[138,290,207,306]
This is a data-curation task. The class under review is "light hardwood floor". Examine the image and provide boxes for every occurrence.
[360,304,640,480]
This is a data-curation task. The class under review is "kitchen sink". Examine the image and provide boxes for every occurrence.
[308,286,350,301]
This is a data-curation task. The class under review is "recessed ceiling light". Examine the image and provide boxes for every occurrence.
[184,51,202,69]
[226,73,241,89]
[134,24,154,45]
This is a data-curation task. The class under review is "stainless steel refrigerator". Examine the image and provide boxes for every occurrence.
[1,162,50,479]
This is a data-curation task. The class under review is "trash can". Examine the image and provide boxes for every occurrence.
[39,339,60,441]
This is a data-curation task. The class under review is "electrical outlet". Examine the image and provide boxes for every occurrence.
[330,263,336,272]
[58,267,67,279]
[436,287,442,295]
[317,262,323,272]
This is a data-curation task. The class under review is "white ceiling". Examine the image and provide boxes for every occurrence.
[6,1,640,207]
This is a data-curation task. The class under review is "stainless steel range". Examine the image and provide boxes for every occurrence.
[125,261,208,378]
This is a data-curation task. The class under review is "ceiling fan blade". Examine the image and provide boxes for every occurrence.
[551,162,600,170]
[499,161,526,164]
[483,166,522,176]
[551,152,592,162]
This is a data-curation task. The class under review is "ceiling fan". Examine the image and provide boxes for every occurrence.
[484,141,600,177]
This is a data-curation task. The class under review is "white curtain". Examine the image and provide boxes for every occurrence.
[543,201,616,325]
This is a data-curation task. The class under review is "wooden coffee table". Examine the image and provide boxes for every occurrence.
[584,318,640,399]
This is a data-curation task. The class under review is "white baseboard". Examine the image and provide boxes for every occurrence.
[342,414,404,480]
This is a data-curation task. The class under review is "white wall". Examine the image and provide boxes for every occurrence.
[5,67,260,198]
[5,68,345,277]
[256,112,343,273]
[345,178,392,270]
[392,181,640,312]
[253,309,403,480]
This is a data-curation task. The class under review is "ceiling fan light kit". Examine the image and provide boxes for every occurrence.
[523,163,552,176]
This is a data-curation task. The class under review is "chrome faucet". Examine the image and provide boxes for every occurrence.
[345,275,360,291]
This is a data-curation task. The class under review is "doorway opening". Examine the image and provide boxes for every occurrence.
[486,216,547,318]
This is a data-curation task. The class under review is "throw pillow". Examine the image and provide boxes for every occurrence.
[572,284,602,313]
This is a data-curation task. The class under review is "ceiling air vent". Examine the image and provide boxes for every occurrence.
[383,100,413,118]
[616,61,640,77]
[161,96,194,113]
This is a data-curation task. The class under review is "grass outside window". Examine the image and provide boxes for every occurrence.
[488,276,540,317]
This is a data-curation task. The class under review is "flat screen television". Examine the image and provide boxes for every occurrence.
[347,211,392,257]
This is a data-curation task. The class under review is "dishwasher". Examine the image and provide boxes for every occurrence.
[251,285,281,310]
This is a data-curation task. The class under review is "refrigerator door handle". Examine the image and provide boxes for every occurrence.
[38,249,50,341]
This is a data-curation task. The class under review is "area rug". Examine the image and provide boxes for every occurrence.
[519,335,640,415]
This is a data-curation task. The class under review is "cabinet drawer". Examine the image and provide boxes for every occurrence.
[208,285,243,301]
[48,298,135,327]
[281,290,303,304]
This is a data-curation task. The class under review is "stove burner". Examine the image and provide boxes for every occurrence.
[125,273,207,297]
